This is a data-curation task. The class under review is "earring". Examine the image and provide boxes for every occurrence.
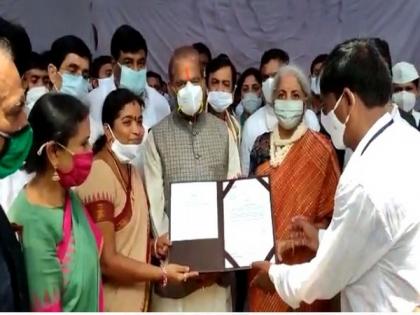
[52,168,60,182]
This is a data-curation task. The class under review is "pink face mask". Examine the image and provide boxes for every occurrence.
[37,142,94,188]
[57,150,93,188]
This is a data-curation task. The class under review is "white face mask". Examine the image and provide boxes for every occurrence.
[262,77,275,104]
[392,91,416,112]
[25,86,49,113]
[242,92,262,114]
[274,99,304,130]
[310,76,321,95]
[98,76,115,90]
[177,81,203,116]
[207,91,233,113]
[107,125,141,163]
[320,93,351,150]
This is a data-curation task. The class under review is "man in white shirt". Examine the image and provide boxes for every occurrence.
[391,61,420,128]
[88,25,170,144]
[240,48,320,175]
[252,38,420,311]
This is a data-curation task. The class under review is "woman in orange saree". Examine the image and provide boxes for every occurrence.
[248,65,340,312]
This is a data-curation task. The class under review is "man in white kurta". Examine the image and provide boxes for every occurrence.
[252,38,420,312]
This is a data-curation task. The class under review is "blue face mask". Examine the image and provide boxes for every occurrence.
[119,64,147,95]
[59,73,89,99]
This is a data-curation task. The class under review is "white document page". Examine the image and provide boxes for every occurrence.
[223,178,274,267]
[170,181,219,241]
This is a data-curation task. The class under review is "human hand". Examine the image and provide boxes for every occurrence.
[154,233,171,259]
[250,261,275,293]
[165,264,199,283]
[289,215,320,252]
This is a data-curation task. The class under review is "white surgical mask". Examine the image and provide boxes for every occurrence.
[25,86,49,113]
[177,81,203,116]
[392,91,416,112]
[107,125,141,163]
[242,93,262,114]
[262,77,275,104]
[274,99,304,130]
[207,91,233,113]
[320,93,351,150]
[310,76,321,95]
[98,76,115,90]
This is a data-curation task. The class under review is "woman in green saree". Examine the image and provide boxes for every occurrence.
[8,93,103,312]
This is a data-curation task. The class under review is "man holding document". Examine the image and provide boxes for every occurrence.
[252,38,420,312]
[144,46,241,312]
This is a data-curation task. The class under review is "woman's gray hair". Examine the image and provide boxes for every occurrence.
[271,64,311,101]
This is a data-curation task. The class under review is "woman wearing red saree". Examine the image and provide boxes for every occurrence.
[248,65,340,312]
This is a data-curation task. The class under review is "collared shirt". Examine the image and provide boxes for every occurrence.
[343,103,415,169]
[0,170,31,212]
[240,104,320,175]
[411,110,420,127]
[268,113,420,311]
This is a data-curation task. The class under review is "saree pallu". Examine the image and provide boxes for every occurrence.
[248,130,340,312]
[9,190,103,312]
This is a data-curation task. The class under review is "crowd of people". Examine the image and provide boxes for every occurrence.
[0,16,419,312]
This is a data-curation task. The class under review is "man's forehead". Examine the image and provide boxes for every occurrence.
[174,58,201,79]
[120,50,146,59]
[62,53,90,69]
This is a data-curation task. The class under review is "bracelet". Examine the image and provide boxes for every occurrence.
[160,265,168,288]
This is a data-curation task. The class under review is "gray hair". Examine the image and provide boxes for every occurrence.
[272,64,311,101]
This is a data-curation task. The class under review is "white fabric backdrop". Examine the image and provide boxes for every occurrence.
[1,0,420,80]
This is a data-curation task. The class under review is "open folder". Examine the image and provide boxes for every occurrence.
[168,176,275,272]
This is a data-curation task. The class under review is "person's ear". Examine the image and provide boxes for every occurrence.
[343,87,356,106]
[169,82,177,97]
[103,124,113,144]
[48,64,61,91]
[113,63,121,87]
[92,78,99,89]
[45,142,60,171]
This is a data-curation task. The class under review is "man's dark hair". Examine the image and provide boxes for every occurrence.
[192,42,212,61]
[321,38,392,108]
[26,51,48,72]
[49,35,92,69]
[310,54,328,75]
[111,25,148,60]
[205,54,237,91]
[368,38,392,74]
[0,17,32,75]
[259,48,289,70]
[91,55,112,78]
[147,71,163,86]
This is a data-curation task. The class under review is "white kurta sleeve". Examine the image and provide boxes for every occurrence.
[268,184,395,308]
[144,130,168,237]
[227,130,241,179]
[303,109,321,132]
